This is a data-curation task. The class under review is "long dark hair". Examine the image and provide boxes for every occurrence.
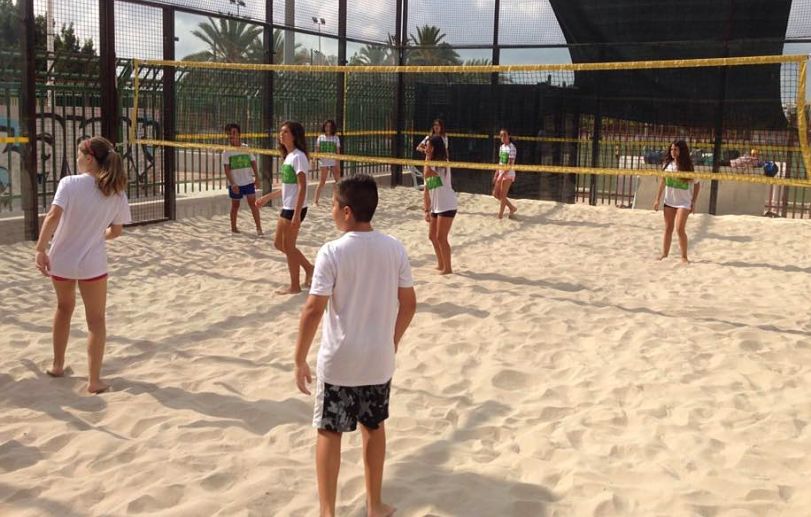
[81,136,126,196]
[321,119,337,136]
[432,118,446,136]
[662,139,694,172]
[278,120,309,159]
[428,135,448,161]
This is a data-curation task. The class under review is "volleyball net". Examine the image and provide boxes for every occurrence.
[131,54,811,189]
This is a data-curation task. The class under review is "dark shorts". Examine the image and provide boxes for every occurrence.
[431,209,457,218]
[313,379,391,432]
[228,183,256,200]
[280,207,308,221]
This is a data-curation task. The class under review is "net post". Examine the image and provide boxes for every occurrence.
[709,61,729,216]
[589,102,601,206]
[797,59,811,178]
[162,7,176,221]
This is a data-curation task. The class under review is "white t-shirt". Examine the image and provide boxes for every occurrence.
[426,166,457,213]
[663,161,697,209]
[222,144,256,187]
[316,134,341,167]
[49,173,131,279]
[499,143,517,176]
[280,148,309,210]
[310,231,414,387]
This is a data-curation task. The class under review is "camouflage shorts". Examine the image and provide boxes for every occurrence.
[313,379,391,432]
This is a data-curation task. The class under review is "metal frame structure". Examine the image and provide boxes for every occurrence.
[8,0,811,241]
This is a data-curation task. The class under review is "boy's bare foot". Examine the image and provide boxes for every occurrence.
[256,229,264,236]
[657,254,667,261]
[314,199,320,207]
[439,269,453,275]
[231,228,240,234]
[681,257,690,264]
[87,381,110,394]
[304,268,314,287]
[497,213,504,220]
[368,503,396,517]
[276,287,302,295]
[509,206,518,218]
[435,264,443,271]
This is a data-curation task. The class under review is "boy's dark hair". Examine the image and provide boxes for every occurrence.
[322,119,337,135]
[335,174,378,223]
[224,123,241,134]
[428,135,447,161]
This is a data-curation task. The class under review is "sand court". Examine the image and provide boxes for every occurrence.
[1,187,810,515]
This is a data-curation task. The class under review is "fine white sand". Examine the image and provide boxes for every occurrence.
[1,187,810,516]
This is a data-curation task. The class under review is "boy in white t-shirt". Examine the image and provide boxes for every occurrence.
[293,175,417,517]
[222,123,263,235]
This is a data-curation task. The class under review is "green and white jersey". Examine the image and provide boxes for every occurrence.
[498,143,517,176]
[222,144,256,186]
[663,161,697,209]
[316,134,341,167]
[281,148,309,210]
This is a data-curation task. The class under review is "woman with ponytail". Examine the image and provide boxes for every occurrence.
[34,136,131,393]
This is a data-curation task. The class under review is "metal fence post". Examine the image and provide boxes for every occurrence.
[99,0,118,142]
[337,0,347,178]
[19,0,38,240]
[162,8,176,220]
[262,0,274,193]
[392,0,406,187]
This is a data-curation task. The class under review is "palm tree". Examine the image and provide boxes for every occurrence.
[407,25,460,66]
[183,17,263,63]
[349,44,394,66]
[271,28,307,64]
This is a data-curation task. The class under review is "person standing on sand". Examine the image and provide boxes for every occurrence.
[653,139,700,263]
[293,175,417,517]
[34,136,131,394]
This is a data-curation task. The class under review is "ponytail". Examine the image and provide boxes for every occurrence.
[85,136,127,196]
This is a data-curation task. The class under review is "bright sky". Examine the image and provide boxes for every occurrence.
[25,0,811,88]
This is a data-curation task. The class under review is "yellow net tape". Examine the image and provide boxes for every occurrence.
[130,59,140,144]
[0,137,28,144]
[798,59,811,177]
[172,129,804,153]
[134,54,810,185]
[135,54,806,74]
[138,138,811,188]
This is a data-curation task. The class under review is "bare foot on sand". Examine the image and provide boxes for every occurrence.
[46,366,66,377]
[276,287,302,295]
[657,254,668,261]
[508,207,518,219]
[680,257,690,264]
[439,269,453,275]
[87,381,110,394]
[368,503,396,517]
[231,228,241,234]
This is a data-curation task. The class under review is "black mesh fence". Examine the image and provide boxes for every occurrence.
[4,0,811,243]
